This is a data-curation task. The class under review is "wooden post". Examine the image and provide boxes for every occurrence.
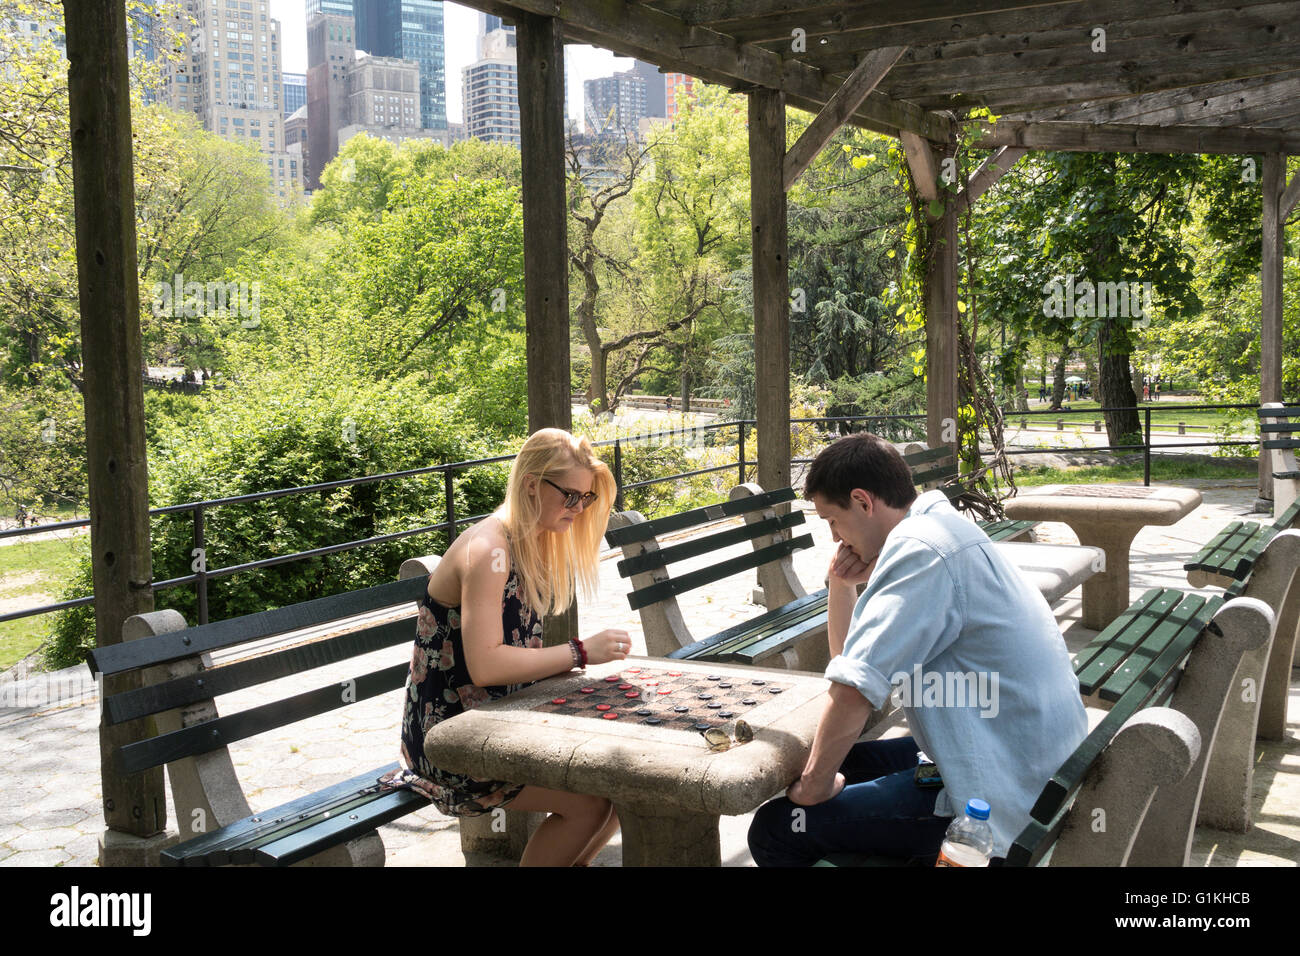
[517,13,575,648]
[64,0,167,861]
[749,89,791,496]
[1258,153,1285,511]
[904,136,958,452]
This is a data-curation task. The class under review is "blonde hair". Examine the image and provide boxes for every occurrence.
[497,428,616,616]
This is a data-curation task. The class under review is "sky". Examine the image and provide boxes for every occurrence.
[269,0,640,125]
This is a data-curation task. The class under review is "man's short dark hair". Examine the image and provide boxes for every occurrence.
[804,433,918,510]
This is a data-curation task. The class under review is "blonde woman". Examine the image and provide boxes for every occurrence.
[391,428,630,866]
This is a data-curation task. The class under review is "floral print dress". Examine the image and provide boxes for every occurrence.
[383,563,544,817]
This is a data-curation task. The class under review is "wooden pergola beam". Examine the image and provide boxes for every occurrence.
[1259,152,1285,506]
[970,120,1300,155]
[900,132,940,202]
[755,0,1296,66]
[1006,73,1300,125]
[782,46,905,192]
[749,88,792,496]
[1282,167,1300,219]
[954,147,1027,215]
[64,0,166,861]
[471,0,952,142]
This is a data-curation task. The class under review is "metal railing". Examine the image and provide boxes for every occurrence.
[1,400,1277,632]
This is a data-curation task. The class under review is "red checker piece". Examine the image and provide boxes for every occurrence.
[667,671,683,677]
[580,687,596,694]
[551,697,567,705]
[624,691,639,698]
[595,703,612,711]
[604,675,620,683]
[657,688,672,695]
[602,713,619,720]
[618,683,633,690]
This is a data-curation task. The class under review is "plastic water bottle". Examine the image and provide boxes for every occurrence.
[935,798,993,867]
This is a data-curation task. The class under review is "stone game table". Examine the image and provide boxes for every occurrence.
[1003,484,1202,630]
[423,657,829,866]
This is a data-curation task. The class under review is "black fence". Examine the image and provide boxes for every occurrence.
[0,401,1274,632]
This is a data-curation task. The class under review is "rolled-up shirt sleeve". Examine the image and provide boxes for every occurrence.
[824,536,964,709]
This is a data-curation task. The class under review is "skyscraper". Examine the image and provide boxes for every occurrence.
[158,0,302,201]
[283,71,307,117]
[351,1,447,130]
[631,59,666,118]
[584,71,647,137]
[462,21,519,146]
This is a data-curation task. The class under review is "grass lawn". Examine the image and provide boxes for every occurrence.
[0,533,88,670]
[1013,400,1257,432]
[1012,457,1258,487]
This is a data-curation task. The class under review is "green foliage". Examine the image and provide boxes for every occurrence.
[0,378,86,518]
[45,369,508,667]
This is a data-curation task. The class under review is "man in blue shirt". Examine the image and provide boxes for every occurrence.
[748,434,1087,865]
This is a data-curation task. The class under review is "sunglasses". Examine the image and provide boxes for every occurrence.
[701,719,754,753]
[541,477,599,510]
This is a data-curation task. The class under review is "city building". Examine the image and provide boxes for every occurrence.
[305,12,354,188]
[157,0,302,203]
[630,59,666,118]
[666,73,696,121]
[351,0,447,131]
[584,70,648,137]
[462,22,519,146]
[282,71,306,117]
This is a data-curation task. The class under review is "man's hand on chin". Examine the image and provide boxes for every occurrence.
[788,771,846,806]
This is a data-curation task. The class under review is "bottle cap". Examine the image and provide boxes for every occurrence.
[966,798,990,820]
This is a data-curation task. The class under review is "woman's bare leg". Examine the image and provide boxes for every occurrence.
[507,785,613,867]
[574,806,620,866]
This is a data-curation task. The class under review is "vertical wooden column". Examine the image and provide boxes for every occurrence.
[749,89,791,494]
[518,14,571,436]
[925,143,958,453]
[64,0,165,860]
[1258,153,1285,510]
[517,13,574,648]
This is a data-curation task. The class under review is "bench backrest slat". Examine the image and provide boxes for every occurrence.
[103,617,414,726]
[627,534,814,611]
[1274,499,1300,530]
[1183,521,1243,573]
[88,576,428,677]
[1258,422,1296,432]
[1256,406,1300,417]
[615,511,805,578]
[116,662,409,774]
[604,487,796,547]
[901,446,952,467]
[1263,439,1300,449]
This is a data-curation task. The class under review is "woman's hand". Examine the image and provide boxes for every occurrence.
[583,629,632,665]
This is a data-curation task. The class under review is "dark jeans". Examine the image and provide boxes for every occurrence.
[747,736,953,867]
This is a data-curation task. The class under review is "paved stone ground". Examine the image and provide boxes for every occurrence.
[1,477,1295,867]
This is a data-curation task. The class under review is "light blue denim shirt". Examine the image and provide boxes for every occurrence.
[824,490,1088,857]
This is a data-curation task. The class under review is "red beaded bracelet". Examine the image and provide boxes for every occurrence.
[569,638,587,669]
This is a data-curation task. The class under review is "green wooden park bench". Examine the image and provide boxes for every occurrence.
[89,574,434,866]
[1258,402,1299,520]
[901,444,1039,542]
[1184,500,1300,593]
[818,586,1277,867]
[607,484,832,673]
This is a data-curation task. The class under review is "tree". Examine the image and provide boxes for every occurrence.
[970,150,1204,444]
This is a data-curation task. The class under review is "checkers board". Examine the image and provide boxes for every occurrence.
[532,666,790,733]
